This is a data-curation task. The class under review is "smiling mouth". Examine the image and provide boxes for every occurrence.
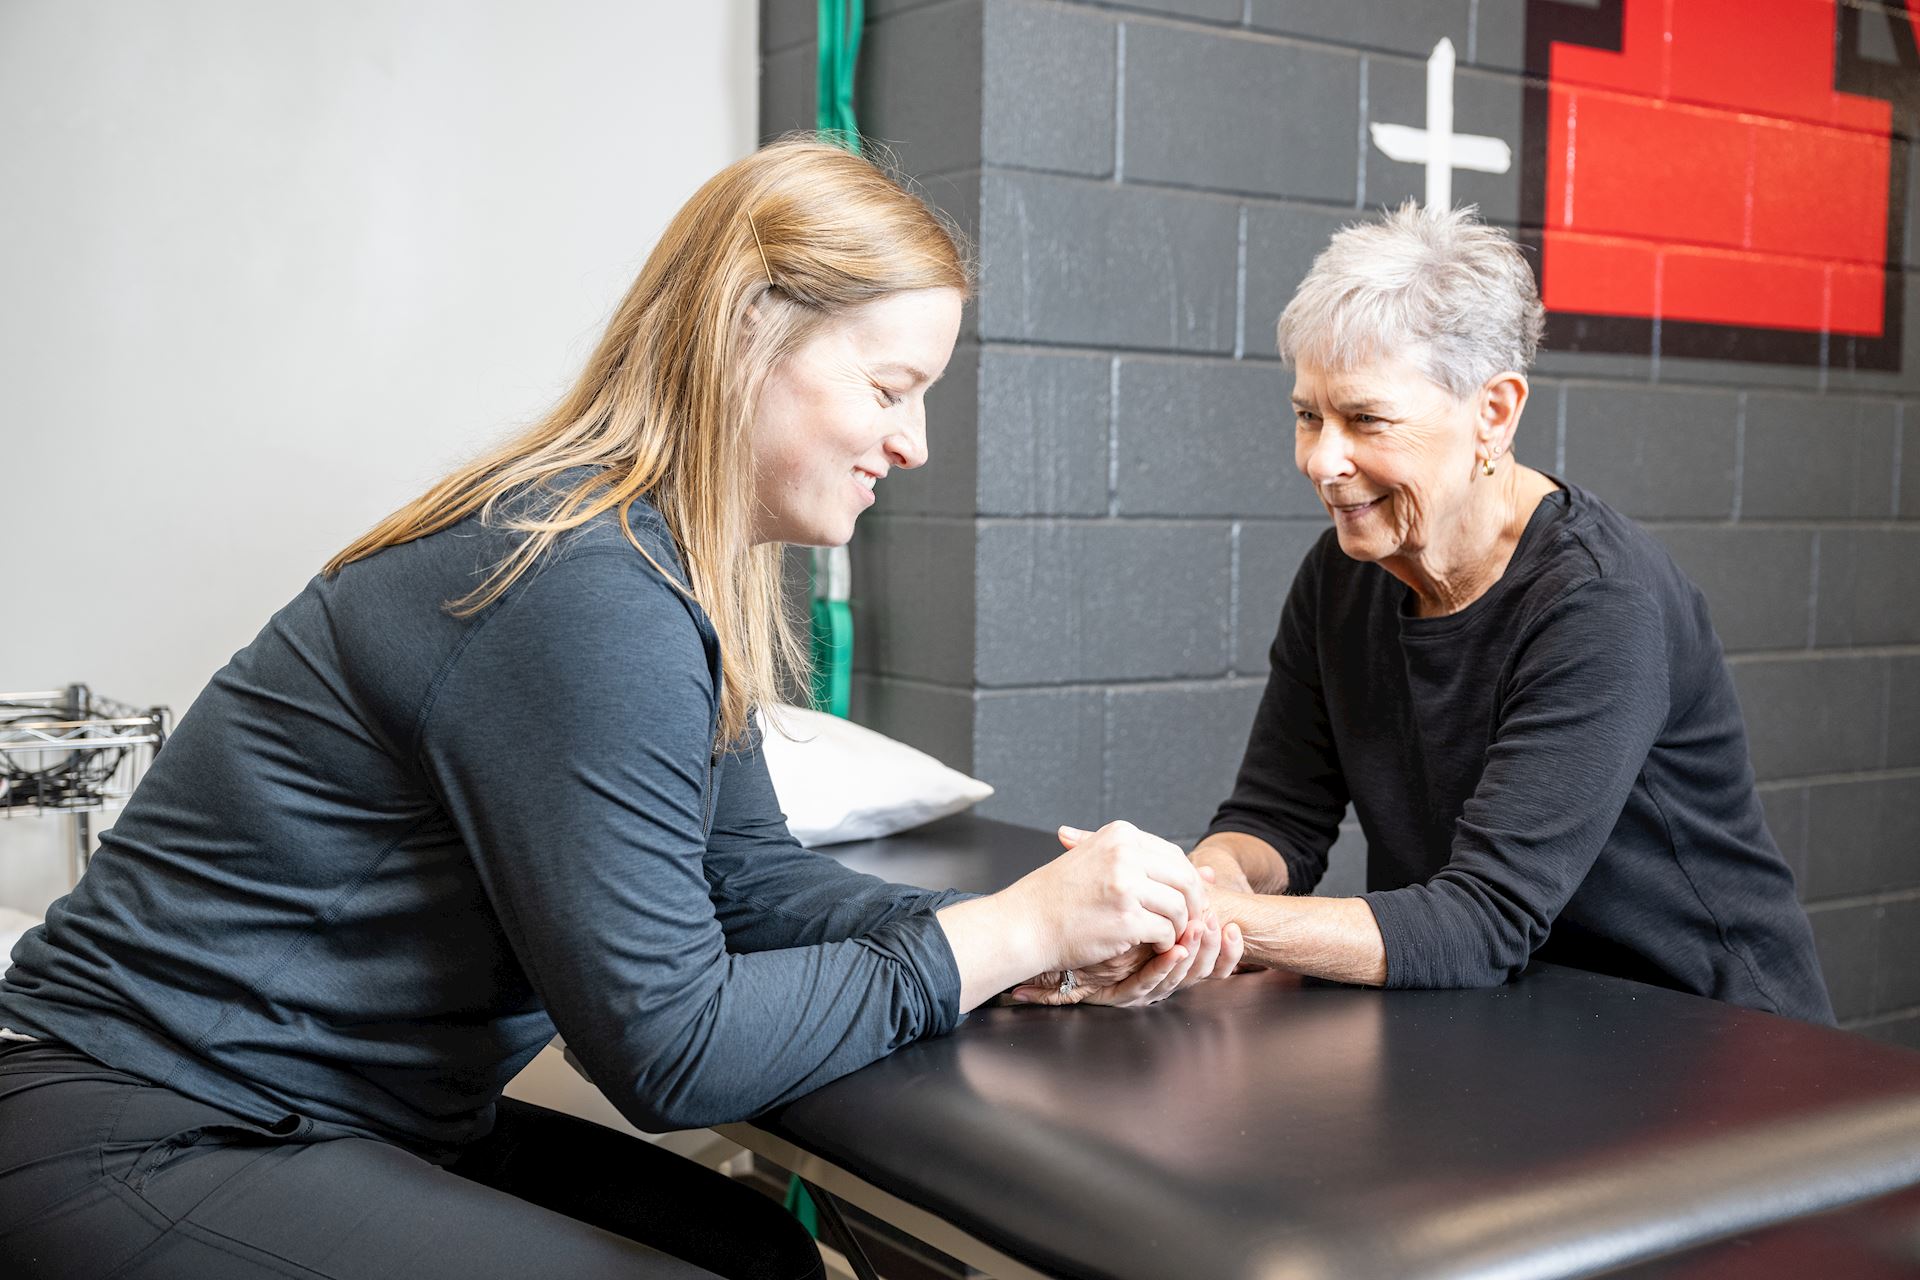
[1329,496,1382,517]
[853,467,882,491]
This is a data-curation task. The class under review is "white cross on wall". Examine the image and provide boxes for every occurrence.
[1368,38,1512,209]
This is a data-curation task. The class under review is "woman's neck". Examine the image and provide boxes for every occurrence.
[1391,467,1560,618]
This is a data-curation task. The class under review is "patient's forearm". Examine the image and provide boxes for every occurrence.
[1190,831,1291,894]
[1212,890,1388,987]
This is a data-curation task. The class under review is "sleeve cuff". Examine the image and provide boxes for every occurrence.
[872,908,968,1036]
[1360,887,1450,989]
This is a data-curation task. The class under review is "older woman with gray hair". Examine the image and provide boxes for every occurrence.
[1187,203,1832,1022]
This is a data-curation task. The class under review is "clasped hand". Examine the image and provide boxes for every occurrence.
[1005,821,1245,1008]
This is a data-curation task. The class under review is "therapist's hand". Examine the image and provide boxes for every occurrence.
[939,819,1211,1012]
[1010,821,1210,972]
[1004,834,1245,1007]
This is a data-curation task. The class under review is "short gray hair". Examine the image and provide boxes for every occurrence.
[1276,203,1545,399]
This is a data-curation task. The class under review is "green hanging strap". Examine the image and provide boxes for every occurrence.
[816,0,864,151]
[809,547,853,720]
[782,1175,822,1238]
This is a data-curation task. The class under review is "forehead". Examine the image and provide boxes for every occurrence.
[1290,353,1445,407]
[827,288,962,363]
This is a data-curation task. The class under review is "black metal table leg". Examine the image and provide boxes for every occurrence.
[802,1177,887,1280]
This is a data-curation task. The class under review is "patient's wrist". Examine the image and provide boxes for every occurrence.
[1197,832,1290,895]
[1191,842,1254,894]
[1211,888,1277,949]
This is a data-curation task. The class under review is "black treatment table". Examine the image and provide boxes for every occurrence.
[712,815,1920,1280]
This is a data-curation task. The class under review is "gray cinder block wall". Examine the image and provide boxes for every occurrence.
[761,0,1920,1048]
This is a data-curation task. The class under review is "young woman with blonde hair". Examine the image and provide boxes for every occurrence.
[0,141,1235,1280]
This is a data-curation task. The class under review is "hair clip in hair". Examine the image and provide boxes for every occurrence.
[745,210,775,287]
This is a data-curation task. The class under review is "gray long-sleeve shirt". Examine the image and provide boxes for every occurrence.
[0,488,968,1149]
[1208,482,1833,1023]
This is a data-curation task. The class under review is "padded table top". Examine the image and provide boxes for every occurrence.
[784,815,1920,1280]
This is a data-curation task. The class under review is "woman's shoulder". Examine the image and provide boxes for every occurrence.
[471,474,687,586]
[1519,481,1701,625]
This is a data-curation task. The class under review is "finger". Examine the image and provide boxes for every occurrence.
[1198,866,1217,883]
[1117,929,1198,1006]
[1126,908,1179,955]
[1183,916,1224,989]
[1142,852,1210,929]
[1088,944,1185,1007]
[1162,918,1213,994]
[1008,976,1092,1006]
[1144,937,1202,1004]
[1133,880,1191,944]
[1057,824,1091,850]
[1214,922,1246,978]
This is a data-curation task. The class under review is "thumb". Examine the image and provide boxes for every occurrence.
[1057,824,1092,849]
[1197,865,1217,883]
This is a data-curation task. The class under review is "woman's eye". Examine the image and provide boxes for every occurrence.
[876,386,903,407]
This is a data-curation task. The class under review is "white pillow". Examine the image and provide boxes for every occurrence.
[755,704,993,846]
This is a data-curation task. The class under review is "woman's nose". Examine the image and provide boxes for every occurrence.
[1303,425,1354,485]
[885,408,928,470]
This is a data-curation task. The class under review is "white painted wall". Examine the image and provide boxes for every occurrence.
[0,1,760,914]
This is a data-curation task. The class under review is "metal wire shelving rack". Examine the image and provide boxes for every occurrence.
[1,685,169,884]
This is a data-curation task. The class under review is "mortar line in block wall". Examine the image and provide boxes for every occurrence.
[1755,763,1920,791]
[1355,55,1370,209]
[1099,686,1115,817]
[950,513,1920,530]
[977,675,1273,696]
[1807,530,1821,650]
[1228,520,1243,675]
[865,673,1276,697]
[1554,385,1567,476]
[1842,1001,1920,1035]
[1802,883,1920,914]
[1234,206,1248,360]
[1881,657,1895,772]
[1892,404,1905,517]
[1731,391,1746,522]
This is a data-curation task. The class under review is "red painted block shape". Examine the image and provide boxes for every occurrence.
[1551,91,1749,247]
[1659,247,1828,331]
[1748,116,1891,267]
[1544,0,1893,335]
[1539,231,1656,318]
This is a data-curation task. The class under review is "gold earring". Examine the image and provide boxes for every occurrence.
[1481,455,1497,477]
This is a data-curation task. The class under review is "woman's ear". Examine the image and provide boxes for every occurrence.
[1478,372,1530,458]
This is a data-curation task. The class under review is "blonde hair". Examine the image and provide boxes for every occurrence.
[1278,202,1543,398]
[324,138,971,745]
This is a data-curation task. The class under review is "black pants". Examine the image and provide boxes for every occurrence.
[0,1040,823,1280]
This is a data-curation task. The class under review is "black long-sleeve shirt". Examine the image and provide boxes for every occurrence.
[0,489,968,1148]
[1209,482,1833,1023]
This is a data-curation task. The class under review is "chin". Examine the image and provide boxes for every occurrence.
[800,520,857,549]
[1332,530,1382,563]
